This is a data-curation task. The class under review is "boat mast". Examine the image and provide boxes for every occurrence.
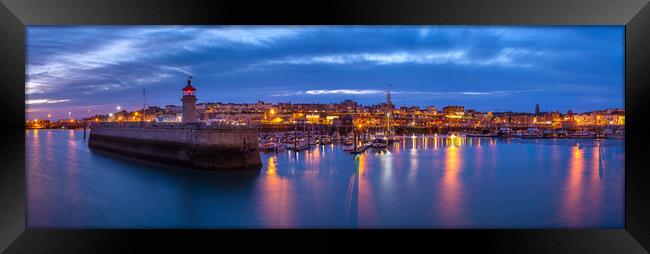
[353,95,358,151]
[141,87,146,125]
[386,84,392,140]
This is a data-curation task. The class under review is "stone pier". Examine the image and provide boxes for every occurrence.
[88,123,261,170]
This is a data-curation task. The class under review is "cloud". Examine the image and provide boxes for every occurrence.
[305,89,383,95]
[271,89,383,96]
[25,99,70,104]
[193,27,304,48]
[272,89,539,97]
[26,27,307,95]
[263,48,541,68]
[399,89,541,96]
[418,28,431,38]
[265,50,467,66]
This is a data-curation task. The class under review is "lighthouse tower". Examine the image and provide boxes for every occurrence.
[181,77,197,123]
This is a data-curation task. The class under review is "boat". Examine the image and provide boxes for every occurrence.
[343,144,355,151]
[370,132,388,148]
[568,130,595,139]
[287,139,309,151]
[331,132,342,142]
[355,142,372,153]
[467,133,498,137]
[261,142,278,151]
[521,128,543,138]
[320,137,333,145]
[371,138,388,149]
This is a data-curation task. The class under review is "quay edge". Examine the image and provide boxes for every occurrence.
[88,123,262,171]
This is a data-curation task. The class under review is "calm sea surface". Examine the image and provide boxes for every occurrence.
[26,129,624,228]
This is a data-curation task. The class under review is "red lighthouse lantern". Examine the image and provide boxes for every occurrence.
[183,77,196,96]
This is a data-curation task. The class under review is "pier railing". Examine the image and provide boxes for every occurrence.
[89,122,256,130]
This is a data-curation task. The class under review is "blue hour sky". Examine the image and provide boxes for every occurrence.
[26,26,624,120]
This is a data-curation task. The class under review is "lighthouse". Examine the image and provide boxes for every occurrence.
[181,77,197,123]
[89,76,262,170]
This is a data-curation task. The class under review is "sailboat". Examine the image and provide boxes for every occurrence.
[371,132,388,149]
[371,84,396,149]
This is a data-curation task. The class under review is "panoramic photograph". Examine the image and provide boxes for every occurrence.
[25,26,624,228]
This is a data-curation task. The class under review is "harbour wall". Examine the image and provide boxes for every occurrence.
[88,124,261,170]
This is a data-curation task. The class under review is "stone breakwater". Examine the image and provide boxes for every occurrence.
[88,123,261,170]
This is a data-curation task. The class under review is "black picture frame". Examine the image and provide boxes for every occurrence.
[1,0,649,252]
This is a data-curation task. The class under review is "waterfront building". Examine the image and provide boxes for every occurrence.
[443,105,465,115]
[338,99,358,113]
[164,105,182,114]
[443,105,465,120]
[426,106,438,114]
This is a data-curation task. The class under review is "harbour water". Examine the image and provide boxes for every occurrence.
[26,129,624,228]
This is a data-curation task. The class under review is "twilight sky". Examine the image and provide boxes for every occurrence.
[26,26,624,120]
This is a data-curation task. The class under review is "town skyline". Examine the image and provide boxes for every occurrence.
[30,96,623,122]
[26,26,624,120]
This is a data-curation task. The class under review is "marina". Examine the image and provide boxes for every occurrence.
[255,128,624,155]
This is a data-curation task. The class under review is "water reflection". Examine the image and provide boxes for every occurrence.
[559,141,609,227]
[354,154,378,227]
[562,144,585,226]
[439,143,464,227]
[589,142,603,224]
[266,156,277,175]
[27,130,624,228]
[257,155,295,227]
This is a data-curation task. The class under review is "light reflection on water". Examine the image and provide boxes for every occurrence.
[26,129,624,228]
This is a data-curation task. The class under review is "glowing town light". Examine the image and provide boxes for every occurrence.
[116,106,121,111]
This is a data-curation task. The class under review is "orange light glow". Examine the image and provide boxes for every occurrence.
[266,156,277,175]
[440,144,462,226]
[562,144,584,226]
